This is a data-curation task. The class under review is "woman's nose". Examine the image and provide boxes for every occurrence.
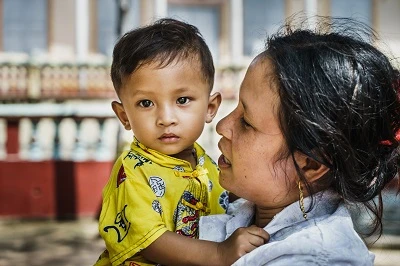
[216,111,233,139]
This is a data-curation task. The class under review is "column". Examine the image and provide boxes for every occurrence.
[230,0,243,66]
[76,0,89,61]
[304,0,318,30]
[154,0,168,19]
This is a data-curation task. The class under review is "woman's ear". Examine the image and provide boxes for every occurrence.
[294,152,329,183]
[112,101,131,130]
[206,92,222,123]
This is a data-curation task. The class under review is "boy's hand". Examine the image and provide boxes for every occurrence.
[217,225,270,265]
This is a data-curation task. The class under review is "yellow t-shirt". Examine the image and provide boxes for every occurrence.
[95,138,228,266]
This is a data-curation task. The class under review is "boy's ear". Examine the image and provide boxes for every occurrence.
[206,92,222,123]
[293,151,329,183]
[112,101,131,130]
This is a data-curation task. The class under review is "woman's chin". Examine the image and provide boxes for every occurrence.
[218,172,231,190]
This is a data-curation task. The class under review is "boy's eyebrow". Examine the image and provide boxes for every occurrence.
[129,89,157,96]
[129,87,195,97]
[175,87,193,93]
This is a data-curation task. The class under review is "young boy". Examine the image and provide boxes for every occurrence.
[95,18,268,266]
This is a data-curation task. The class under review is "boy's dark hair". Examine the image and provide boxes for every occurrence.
[111,18,215,95]
[264,17,400,237]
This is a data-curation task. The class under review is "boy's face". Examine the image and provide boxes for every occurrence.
[112,58,221,157]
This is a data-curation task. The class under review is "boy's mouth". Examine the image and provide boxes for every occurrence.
[159,133,180,143]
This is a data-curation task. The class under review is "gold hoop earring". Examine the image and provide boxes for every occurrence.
[298,181,307,220]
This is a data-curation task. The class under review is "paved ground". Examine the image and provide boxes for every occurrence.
[0,218,399,266]
[370,235,400,266]
[0,218,104,266]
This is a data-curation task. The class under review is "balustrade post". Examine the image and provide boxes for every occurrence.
[53,118,62,160]
[95,117,109,161]
[28,65,41,99]
[29,118,43,161]
[73,118,88,161]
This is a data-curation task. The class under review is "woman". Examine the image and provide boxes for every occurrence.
[200,18,400,265]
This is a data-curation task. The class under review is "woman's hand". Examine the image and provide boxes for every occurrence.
[217,225,270,265]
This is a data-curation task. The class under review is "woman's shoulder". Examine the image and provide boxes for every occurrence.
[234,206,374,265]
[234,202,374,266]
[285,203,370,252]
[258,203,373,265]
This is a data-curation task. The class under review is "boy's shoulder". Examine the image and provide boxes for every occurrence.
[193,142,219,167]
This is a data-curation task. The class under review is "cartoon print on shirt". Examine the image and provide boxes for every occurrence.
[149,176,166,197]
[208,180,213,192]
[173,165,185,172]
[152,200,162,214]
[198,156,205,166]
[219,190,229,210]
[124,151,152,168]
[103,205,131,243]
[116,165,127,187]
[174,191,207,238]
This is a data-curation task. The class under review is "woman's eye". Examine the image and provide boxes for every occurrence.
[139,100,153,108]
[177,97,190,105]
[240,117,251,128]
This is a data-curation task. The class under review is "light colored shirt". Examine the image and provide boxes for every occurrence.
[96,138,228,266]
[200,190,374,266]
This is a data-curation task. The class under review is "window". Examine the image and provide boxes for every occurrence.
[97,0,140,56]
[168,4,220,61]
[3,0,47,54]
[243,0,285,57]
[331,0,372,27]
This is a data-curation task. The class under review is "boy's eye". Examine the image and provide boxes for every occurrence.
[139,100,153,108]
[177,97,190,105]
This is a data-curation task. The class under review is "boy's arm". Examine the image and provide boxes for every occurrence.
[140,225,270,266]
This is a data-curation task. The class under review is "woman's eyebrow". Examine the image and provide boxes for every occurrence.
[242,101,247,111]
[241,100,253,118]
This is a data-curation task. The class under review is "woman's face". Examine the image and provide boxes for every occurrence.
[216,56,299,208]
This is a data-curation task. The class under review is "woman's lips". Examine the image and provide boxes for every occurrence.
[218,154,231,168]
[217,140,231,168]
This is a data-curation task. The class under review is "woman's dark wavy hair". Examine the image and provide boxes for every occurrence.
[264,17,400,237]
[111,18,215,96]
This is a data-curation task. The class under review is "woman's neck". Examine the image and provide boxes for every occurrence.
[254,205,284,228]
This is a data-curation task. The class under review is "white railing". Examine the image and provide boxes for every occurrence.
[0,102,119,161]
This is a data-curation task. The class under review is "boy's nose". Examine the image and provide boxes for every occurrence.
[156,107,177,126]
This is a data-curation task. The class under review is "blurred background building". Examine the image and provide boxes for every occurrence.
[0,0,399,221]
